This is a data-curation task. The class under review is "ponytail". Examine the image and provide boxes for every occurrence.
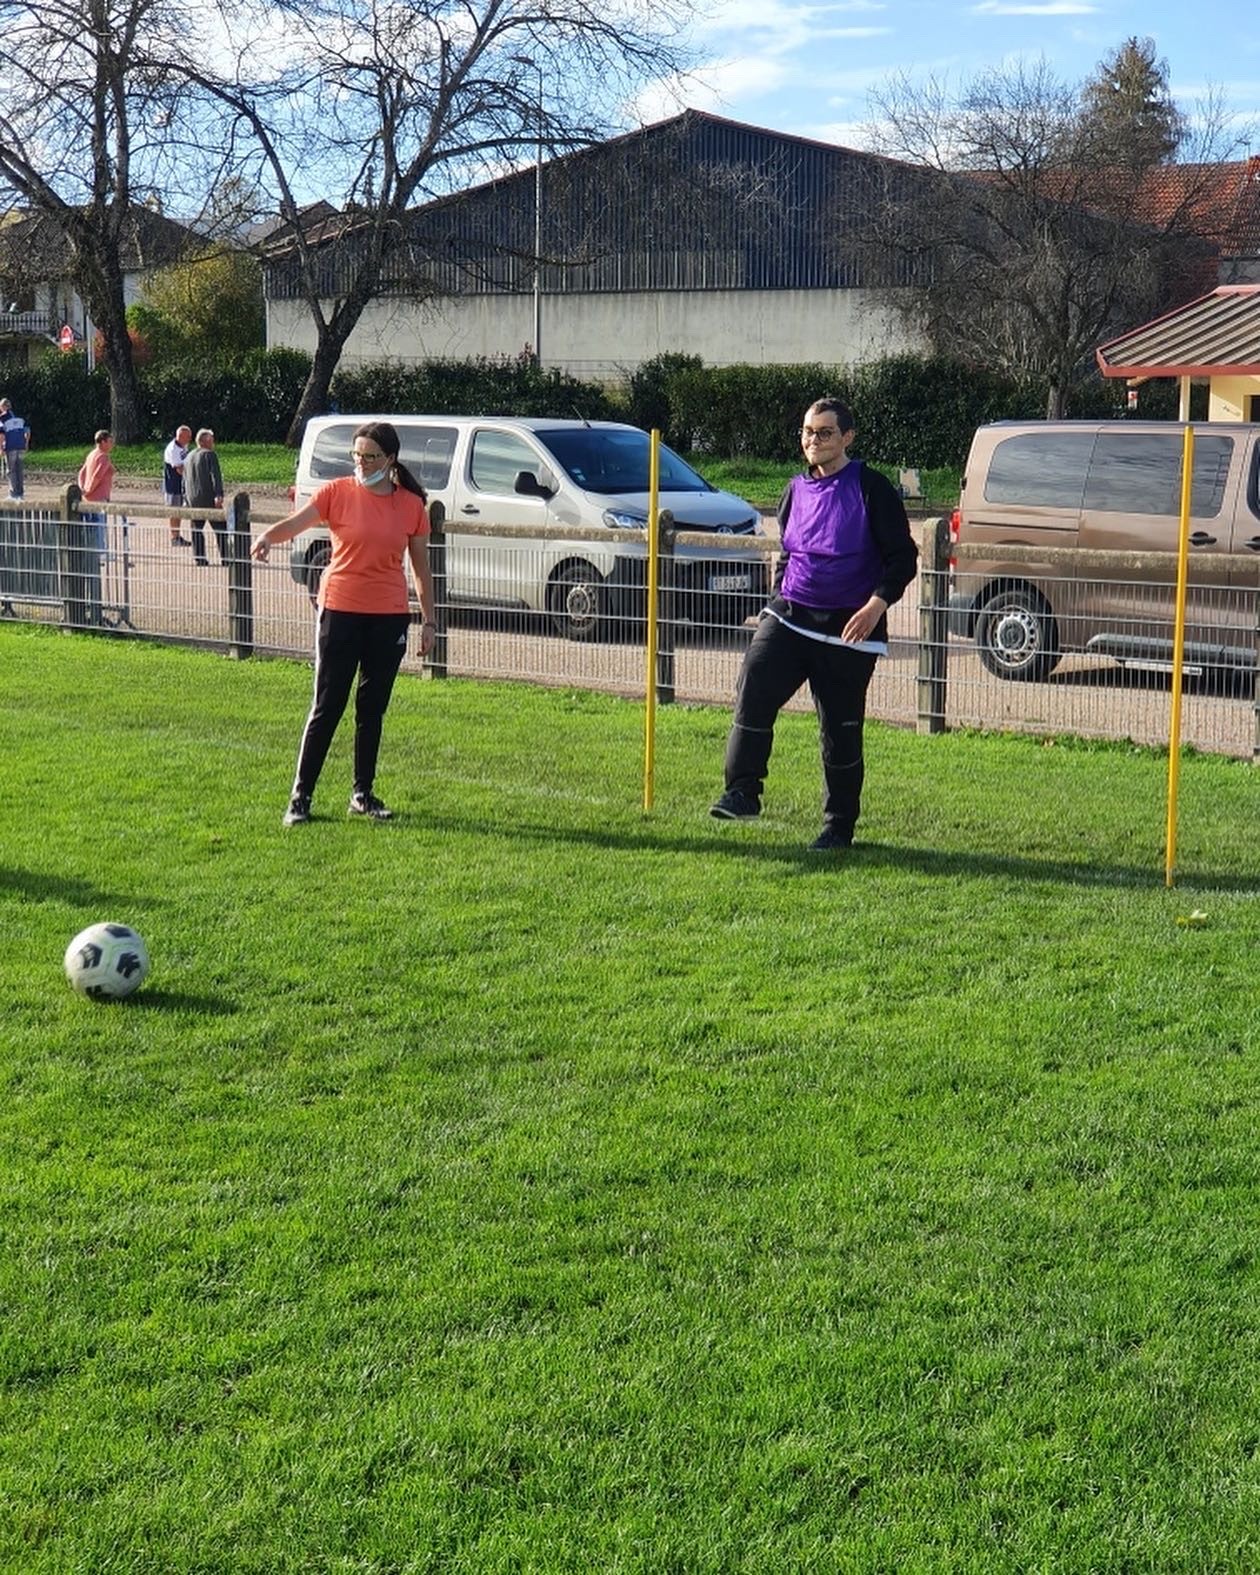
[391,459,427,503]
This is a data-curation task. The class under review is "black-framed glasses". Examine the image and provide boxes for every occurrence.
[801,426,841,440]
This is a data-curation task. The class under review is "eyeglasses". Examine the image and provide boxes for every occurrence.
[801,426,841,440]
[351,449,387,465]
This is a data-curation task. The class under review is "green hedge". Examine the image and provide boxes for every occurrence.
[0,346,1185,461]
[623,353,704,445]
[659,355,1182,468]
[141,349,314,444]
[0,349,313,447]
[329,354,617,422]
[0,356,112,446]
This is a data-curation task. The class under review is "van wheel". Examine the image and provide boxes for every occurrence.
[547,561,604,640]
[305,543,331,604]
[975,586,1060,681]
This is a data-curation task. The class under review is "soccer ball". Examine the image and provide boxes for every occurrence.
[64,922,150,1000]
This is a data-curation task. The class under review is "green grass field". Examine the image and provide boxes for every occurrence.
[35,442,301,487]
[4,623,1260,1572]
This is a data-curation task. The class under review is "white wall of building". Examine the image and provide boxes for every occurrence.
[266,287,926,378]
[33,270,148,337]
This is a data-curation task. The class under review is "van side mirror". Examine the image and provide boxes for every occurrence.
[514,468,556,500]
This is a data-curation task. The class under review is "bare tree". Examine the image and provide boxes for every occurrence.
[178,0,696,443]
[860,57,1245,418]
[0,0,208,438]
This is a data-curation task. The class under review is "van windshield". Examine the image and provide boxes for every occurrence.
[536,428,713,495]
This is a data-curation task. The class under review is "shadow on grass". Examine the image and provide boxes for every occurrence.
[113,989,239,1015]
[0,865,163,909]
[421,813,1260,893]
[834,839,1260,893]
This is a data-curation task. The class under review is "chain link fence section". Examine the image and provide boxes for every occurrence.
[919,520,1260,759]
[4,504,1258,759]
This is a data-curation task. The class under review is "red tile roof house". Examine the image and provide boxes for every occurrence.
[1095,161,1260,421]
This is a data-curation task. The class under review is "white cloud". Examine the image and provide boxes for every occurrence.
[691,0,885,33]
[688,0,891,58]
[631,57,796,123]
[971,1,1098,13]
[801,117,881,148]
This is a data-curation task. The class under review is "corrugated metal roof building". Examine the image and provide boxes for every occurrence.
[262,111,933,376]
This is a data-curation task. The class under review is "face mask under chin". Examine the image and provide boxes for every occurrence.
[354,467,389,489]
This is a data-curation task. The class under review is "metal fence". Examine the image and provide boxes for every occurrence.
[922,522,1260,760]
[3,495,1258,760]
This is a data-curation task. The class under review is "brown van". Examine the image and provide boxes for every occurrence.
[948,420,1260,680]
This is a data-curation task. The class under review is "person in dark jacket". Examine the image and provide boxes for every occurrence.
[184,428,226,565]
[710,397,919,851]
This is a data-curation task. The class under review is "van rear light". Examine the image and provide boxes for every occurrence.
[949,507,960,569]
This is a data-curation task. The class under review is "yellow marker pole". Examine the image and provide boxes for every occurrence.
[1165,424,1194,888]
[643,428,661,812]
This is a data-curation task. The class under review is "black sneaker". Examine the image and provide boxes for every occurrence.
[282,794,311,826]
[710,789,761,820]
[348,791,392,820]
[808,826,852,852]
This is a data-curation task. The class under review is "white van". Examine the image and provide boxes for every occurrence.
[287,415,768,640]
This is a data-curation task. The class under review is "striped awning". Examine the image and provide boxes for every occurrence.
[1097,285,1260,378]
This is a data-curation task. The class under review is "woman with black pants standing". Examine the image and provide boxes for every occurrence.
[251,421,436,826]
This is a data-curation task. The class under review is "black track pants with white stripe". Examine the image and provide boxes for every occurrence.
[292,608,411,800]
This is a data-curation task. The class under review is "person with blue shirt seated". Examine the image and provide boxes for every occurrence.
[710,397,918,852]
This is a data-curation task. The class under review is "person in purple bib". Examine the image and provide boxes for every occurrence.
[710,397,918,851]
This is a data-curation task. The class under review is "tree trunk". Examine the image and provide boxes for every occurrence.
[102,334,145,443]
[77,243,145,443]
[285,326,352,447]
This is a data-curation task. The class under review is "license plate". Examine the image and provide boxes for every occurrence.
[709,573,751,592]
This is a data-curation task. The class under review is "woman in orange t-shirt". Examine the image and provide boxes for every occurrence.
[251,421,435,827]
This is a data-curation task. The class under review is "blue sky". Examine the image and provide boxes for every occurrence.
[641,0,1260,154]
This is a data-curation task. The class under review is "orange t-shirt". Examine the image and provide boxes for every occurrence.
[311,477,429,614]
[77,448,114,503]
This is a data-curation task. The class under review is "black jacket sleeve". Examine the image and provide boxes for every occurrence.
[861,465,918,609]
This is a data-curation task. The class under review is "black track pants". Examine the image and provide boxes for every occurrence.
[292,609,411,800]
[723,614,878,836]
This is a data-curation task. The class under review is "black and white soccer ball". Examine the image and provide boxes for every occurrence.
[64,922,150,1000]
